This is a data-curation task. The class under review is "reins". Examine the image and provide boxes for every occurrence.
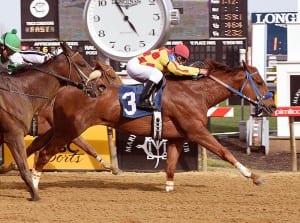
[31,52,86,90]
[0,85,49,99]
[31,66,84,90]
[208,73,256,106]
[208,70,273,107]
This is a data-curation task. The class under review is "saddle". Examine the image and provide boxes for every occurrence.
[118,73,204,140]
[119,83,163,140]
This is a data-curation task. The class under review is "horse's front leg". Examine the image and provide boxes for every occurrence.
[32,134,71,189]
[191,127,265,185]
[6,135,40,201]
[72,136,121,175]
[165,140,183,192]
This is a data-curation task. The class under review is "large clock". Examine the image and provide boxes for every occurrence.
[83,0,179,62]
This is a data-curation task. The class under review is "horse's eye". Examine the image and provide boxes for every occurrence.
[256,81,263,86]
[77,61,87,67]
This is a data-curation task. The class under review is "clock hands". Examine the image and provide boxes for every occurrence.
[115,2,138,35]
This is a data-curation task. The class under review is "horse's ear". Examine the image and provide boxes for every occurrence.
[242,60,249,71]
[60,42,66,50]
[60,42,72,55]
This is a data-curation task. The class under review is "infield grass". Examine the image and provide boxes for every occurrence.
[209,104,277,133]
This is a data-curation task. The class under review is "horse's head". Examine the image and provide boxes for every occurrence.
[82,61,122,97]
[51,42,94,88]
[196,59,276,117]
[240,61,276,116]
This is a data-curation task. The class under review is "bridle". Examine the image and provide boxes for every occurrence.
[31,51,90,90]
[239,70,273,103]
[209,70,274,116]
[190,61,274,116]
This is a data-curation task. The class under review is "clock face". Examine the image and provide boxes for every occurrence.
[83,0,171,61]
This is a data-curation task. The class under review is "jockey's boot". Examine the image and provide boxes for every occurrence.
[137,80,157,111]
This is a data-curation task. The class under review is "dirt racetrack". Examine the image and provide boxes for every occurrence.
[0,170,299,223]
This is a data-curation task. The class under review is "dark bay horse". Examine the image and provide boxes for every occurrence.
[26,60,276,191]
[0,62,121,175]
[0,42,95,201]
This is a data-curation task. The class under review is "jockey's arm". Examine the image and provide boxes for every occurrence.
[21,50,50,64]
[160,51,200,76]
[8,52,26,69]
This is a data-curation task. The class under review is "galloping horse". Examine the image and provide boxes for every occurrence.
[0,62,121,175]
[0,42,95,201]
[26,60,276,191]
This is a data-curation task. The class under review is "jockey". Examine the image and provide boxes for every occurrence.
[126,43,208,111]
[0,28,61,72]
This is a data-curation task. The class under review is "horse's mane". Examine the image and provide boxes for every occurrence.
[94,61,119,79]
[204,59,242,73]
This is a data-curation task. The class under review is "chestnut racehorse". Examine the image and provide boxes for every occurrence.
[0,62,122,175]
[0,42,95,201]
[26,60,276,191]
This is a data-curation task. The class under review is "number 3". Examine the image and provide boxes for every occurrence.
[122,91,137,115]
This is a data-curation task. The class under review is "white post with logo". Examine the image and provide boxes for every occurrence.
[275,20,300,171]
[246,23,270,155]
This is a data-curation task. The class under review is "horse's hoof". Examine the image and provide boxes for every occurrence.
[253,178,266,185]
[28,195,40,201]
[251,173,266,185]
[112,168,122,175]
[166,181,174,192]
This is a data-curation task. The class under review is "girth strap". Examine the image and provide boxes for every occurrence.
[153,110,163,140]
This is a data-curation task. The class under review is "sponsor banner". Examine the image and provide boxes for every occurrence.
[3,126,112,171]
[21,40,98,65]
[251,12,298,24]
[116,131,198,172]
[272,106,300,117]
[21,0,59,39]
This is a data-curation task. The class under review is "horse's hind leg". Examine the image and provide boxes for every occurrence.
[71,136,121,175]
[6,136,40,201]
[165,140,184,192]
[26,129,53,157]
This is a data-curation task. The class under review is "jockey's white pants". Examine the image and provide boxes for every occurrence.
[126,57,163,84]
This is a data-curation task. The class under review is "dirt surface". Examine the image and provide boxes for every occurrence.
[216,137,300,172]
[0,137,299,223]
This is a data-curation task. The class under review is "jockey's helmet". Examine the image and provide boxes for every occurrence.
[0,29,20,53]
[173,44,189,59]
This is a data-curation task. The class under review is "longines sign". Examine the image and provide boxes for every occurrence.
[252,12,297,24]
